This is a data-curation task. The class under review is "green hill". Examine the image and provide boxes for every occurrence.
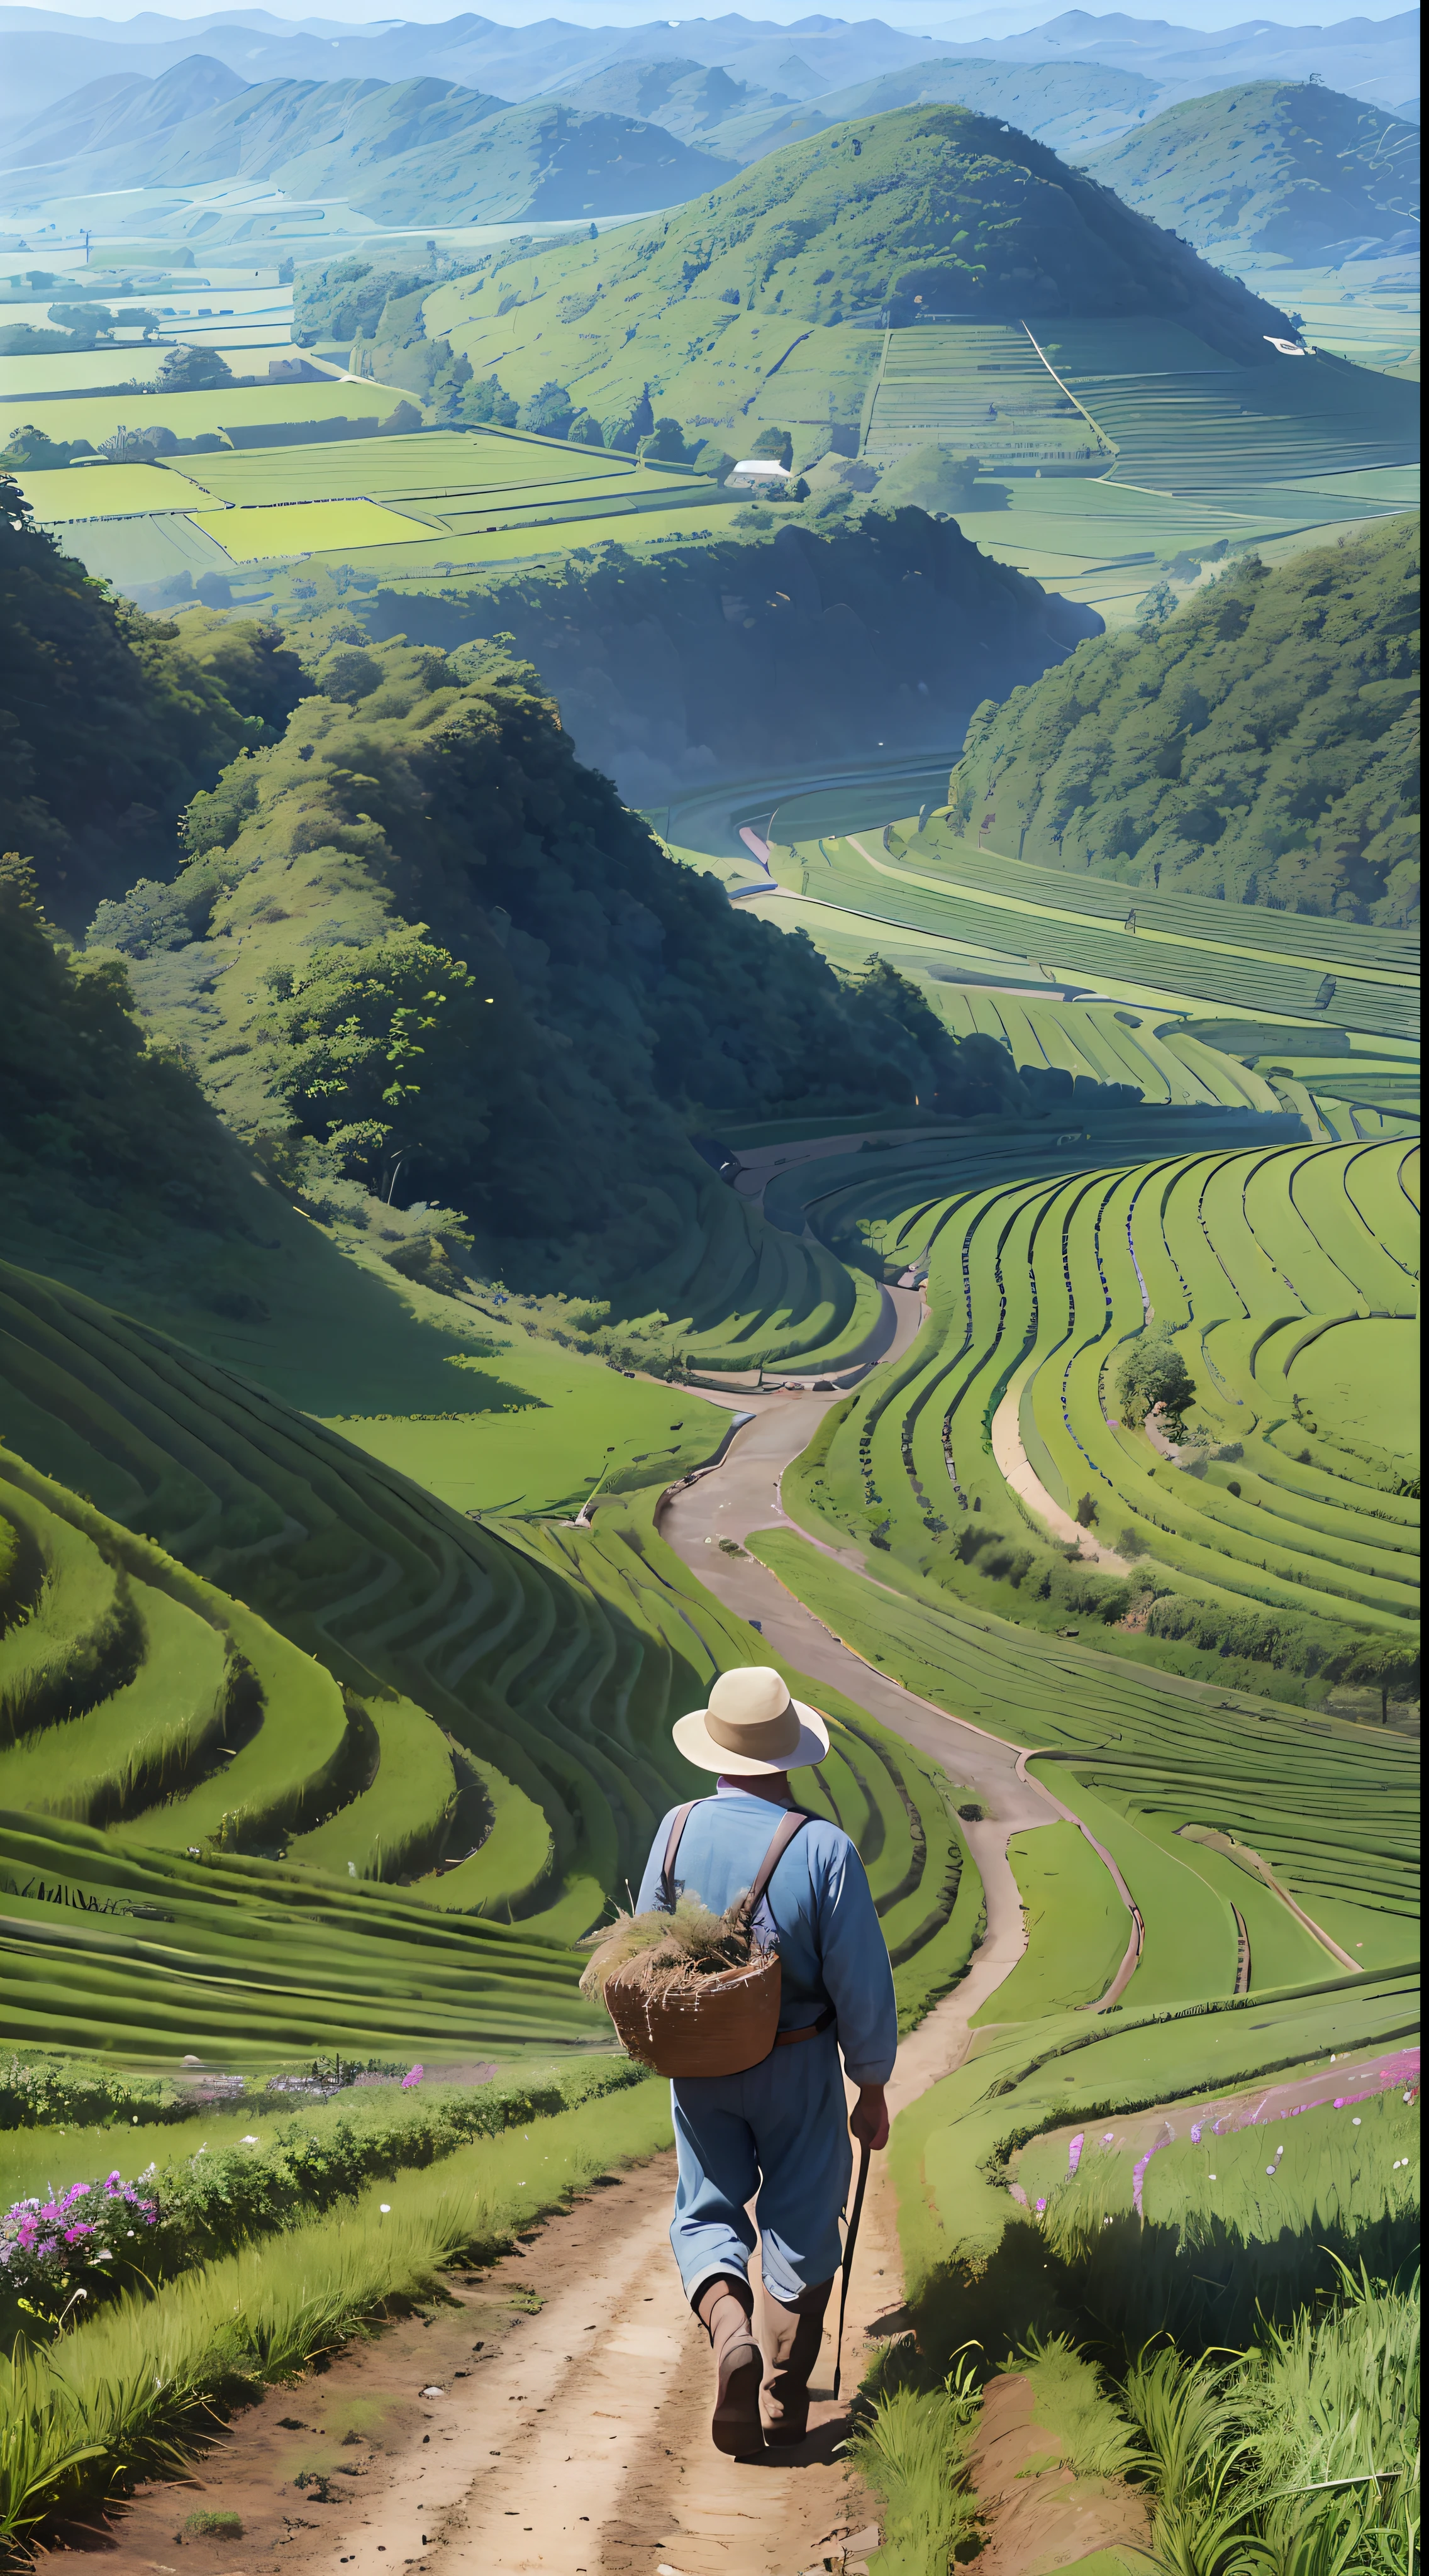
[945,513,1420,923]
[1084,80,1420,260]
[425,102,1296,452]
[16,74,735,226]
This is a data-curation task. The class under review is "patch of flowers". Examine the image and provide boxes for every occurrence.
[0,2168,159,2318]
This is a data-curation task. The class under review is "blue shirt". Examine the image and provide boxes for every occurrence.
[635,1786,898,2086]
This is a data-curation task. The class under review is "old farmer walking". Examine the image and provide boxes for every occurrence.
[637,1667,898,2455]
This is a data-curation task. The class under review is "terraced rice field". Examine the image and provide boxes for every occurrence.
[0,1260,970,2059]
[862,322,1111,474]
[779,1134,1420,1629]
[769,823,1420,1036]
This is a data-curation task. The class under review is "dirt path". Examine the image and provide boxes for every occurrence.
[95,1304,1115,2576]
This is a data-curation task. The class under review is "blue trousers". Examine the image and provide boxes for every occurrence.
[669,2028,852,2306]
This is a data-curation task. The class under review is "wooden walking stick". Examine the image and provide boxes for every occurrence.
[831,2138,872,2401]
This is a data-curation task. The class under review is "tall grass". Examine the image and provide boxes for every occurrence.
[848,2352,982,2576]
[0,2072,672,2555]
[1122,2262,1420,2576]
[850,2268,1417,2576]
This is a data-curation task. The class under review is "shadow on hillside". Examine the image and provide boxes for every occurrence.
[894,2206,1420,2376]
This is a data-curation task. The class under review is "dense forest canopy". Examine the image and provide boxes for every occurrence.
[0,477,306,929]
[274,507,1099,804]
[947,517,1420,923]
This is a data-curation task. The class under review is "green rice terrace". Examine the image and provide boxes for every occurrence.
[0,113,1418,2569]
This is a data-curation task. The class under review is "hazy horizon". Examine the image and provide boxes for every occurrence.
[0,0,1417,39]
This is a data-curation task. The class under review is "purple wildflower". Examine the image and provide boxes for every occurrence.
[1068,2133,1084,2177]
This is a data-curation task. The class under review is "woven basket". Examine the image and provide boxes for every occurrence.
[601,1952,782,2079]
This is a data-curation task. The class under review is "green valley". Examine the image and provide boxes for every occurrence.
[0,35,1418,2572]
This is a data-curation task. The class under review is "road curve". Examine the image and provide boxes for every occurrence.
[659,1284,1143,2008]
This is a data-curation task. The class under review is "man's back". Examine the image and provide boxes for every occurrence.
[637,1787,896,2084]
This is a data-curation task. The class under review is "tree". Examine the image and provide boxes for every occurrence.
[155,343,233,394]
[272,931,505,1201]
[1324,1636,1420,1724]
[518,380,574,440]
[48,302,114,340]
[604,386,654,452]
[691,440,735,484]
[637,416,689,464]
[875,446,989,514]
[1115,1328,1196,1435]
[379,398,423,436]
[567,410,604,448]
[750,425,793,468]
[1,423,88,471]
[461,372,518,428]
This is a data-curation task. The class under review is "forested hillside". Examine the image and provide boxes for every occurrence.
[947,516,1420,922]
[0,479,306,930]
[1084,79,1420,259]
[301,507,1098,803]
[0,494,1026,1286]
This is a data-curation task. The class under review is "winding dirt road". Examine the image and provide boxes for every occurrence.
[101,1292,1128,2576]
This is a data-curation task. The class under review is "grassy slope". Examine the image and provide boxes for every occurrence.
[423,103,1293,447]
[1084,80,1420,258]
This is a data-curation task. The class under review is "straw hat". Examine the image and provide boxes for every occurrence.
[673,1665,830,1776]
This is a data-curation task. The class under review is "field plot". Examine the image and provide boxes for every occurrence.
[0,347,172,398]
[1234,261,1420,375]
[891,1963,1416,2309]
[1040,328,1419,510]
[770,823,1419,1035]
[863,323,1111,474]
[969,1821,1128,2021]
[0,1257,967,2050]
[1,375,399,455]
[195,496,432,558]
[774,1131,1421,1636]
[930,990,1279,1110]
[175,423,674,509]
[12,462,202,520]
[916,317,1422,619]
[9,396,731,580]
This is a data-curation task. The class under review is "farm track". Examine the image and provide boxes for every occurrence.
[99,1297,1094,2576]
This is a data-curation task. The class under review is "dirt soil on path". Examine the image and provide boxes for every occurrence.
[76,1299,1087,2576]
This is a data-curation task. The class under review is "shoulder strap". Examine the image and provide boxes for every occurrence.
[741,1808,811,1921]
[657,1800,703,1911]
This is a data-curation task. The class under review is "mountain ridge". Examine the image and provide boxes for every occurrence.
[1083,77,1420,260]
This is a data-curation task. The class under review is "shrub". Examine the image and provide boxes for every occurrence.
[1115,1326,1196,1433]
[155,344,233,395]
